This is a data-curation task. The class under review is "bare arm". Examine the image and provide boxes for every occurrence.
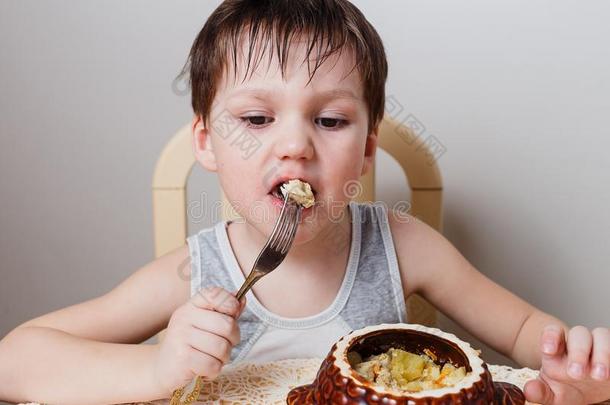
[0,245,190,404]
[0,327,162,404]
[510,310,568,368]
[389,214,566,369]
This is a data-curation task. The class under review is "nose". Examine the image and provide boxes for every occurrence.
[272,121,315,161]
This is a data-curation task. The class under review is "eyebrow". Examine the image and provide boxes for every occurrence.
[226,88,360,102]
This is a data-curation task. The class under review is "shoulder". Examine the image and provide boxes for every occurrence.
[106,245,193,325]
[137,245,192,299]
[106,244,193,338]
[386,208,467,299]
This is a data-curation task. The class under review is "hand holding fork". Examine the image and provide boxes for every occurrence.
[170,194,302,405]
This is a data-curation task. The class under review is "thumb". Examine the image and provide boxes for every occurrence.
[524,377,554,404]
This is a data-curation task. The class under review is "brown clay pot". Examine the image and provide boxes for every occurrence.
[287,323,525,405]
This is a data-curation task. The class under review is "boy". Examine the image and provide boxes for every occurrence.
[0,1,608,404]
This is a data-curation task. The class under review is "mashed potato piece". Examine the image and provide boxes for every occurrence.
[280,179,315,208]
[350,348,467,393]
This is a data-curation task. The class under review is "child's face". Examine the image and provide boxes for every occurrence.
[193,38,377,245]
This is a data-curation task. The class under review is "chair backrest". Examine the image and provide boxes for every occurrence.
[152,116,442,326]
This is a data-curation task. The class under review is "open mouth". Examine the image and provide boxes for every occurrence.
[269,184,284,199]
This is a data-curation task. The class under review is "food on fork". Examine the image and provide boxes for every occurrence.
[350,347,468,393]
[280,179,315,208]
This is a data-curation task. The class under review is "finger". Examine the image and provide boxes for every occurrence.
[590,327,610,381]
[191,286,241,317]
[566,325,593,379]
[187,327,233,364]
[524,378,554,404]
[237,297,247,318]
[187,307,240,346]
[539,325,570,382]
[186,346,223,379]
[541,324,566,357]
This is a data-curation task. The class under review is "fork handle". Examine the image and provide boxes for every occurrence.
[236,268,265,301]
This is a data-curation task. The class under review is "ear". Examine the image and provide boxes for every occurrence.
[192,115,217,172]
[361,127,378,176]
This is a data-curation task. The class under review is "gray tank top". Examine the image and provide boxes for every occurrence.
[187,201,407,363]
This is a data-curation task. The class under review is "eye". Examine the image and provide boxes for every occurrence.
[240,116,273,128]
[315,117,347,130]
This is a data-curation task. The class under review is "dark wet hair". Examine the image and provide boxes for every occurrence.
[179,0,388,133]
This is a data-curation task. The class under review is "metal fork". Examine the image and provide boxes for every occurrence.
[236,193,302,300]
[170,194,302,405]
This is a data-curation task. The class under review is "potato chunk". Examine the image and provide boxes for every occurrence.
[390,349,426,384]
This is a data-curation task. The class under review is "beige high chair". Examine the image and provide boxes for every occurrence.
[152,116,443,334]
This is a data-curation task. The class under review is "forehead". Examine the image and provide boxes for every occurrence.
[216,34,364,100]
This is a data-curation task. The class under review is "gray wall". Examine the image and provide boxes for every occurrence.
[1,0,609,387]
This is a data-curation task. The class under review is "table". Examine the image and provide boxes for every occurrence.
[17,358,610,405]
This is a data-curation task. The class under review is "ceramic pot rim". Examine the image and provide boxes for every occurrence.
[333,323,487,399]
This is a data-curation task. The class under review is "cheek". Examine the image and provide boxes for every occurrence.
[216,160,251,200]
[214,144,251,179]
[319,141,366,177]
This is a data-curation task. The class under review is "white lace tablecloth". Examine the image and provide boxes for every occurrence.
[17,358,610,405]
[143,359,539,404]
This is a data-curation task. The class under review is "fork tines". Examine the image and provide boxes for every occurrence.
[270,200,301,254]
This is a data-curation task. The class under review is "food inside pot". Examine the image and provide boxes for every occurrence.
[349,348,468,392]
